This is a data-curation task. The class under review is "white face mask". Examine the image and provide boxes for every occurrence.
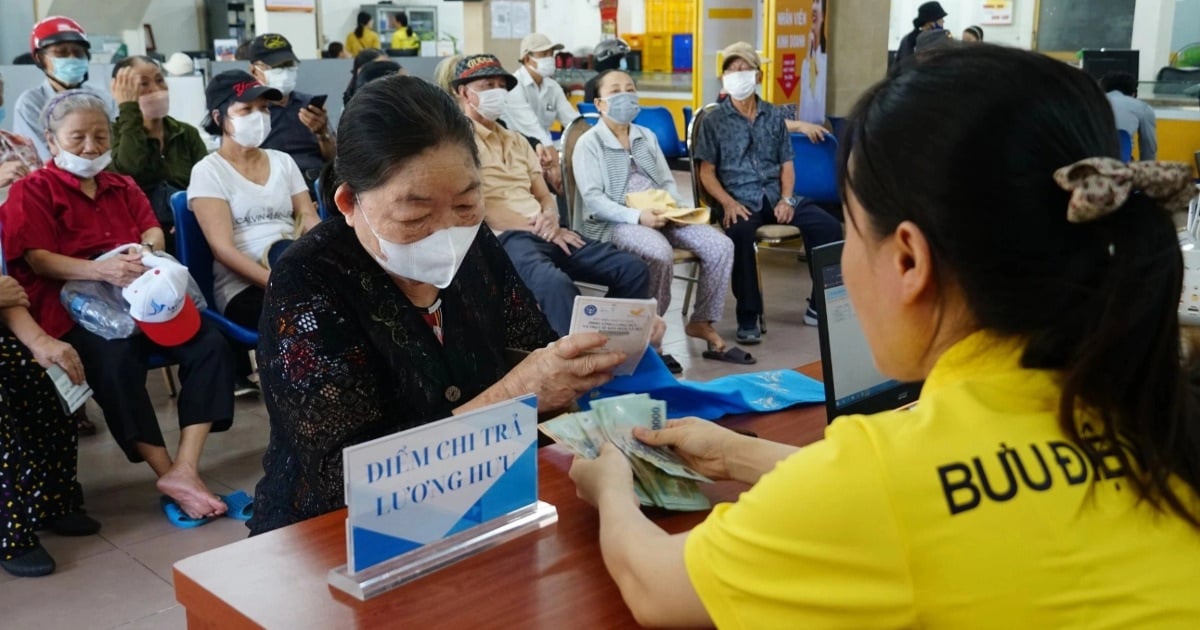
[722,70,758,101]
[470,87,508,121]
[358,201,481,288]
[532,56,556,78]
[262,67,298,95]
[54,148,112,178]
[226,111,271,148]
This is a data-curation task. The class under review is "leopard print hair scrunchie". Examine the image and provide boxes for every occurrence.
[1052,157,1196,224]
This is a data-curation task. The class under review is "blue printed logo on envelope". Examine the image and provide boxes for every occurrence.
[342,396,539,573]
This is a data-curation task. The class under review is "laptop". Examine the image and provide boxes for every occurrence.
[808,241,923,422]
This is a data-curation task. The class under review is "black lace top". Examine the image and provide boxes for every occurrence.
[248,218,557,535]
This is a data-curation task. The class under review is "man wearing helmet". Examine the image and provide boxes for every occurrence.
[13,16,116,160]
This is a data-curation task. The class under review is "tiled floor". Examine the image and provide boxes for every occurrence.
[0,173,829,628]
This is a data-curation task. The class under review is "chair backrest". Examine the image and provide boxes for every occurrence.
[1118,129,1133,163]
[827,115,847,141]
[561,113,601,230]
[633,106,683,159]
[791,133,841,203]
[170,191,218,307]
[577,101,598,115]
[314,178,330,221]
[686,102,722,210]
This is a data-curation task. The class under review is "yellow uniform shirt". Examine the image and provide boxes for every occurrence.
[345,28,381,56]
[685,331,1200,629]
[472,120,544,230]
[390,29,421,51]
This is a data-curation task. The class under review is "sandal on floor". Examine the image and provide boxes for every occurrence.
[160,496,217,529]
[702,345,757,365]
[659,353,684,374]
[221,491,254,522]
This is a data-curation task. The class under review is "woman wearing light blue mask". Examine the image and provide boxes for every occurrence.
[574,70,747,368]
[248,75,641,535]
[12,16,116,162]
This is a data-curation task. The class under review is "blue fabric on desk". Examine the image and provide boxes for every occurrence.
[579,351,825,420]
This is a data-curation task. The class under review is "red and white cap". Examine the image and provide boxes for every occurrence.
[121,254,201,347]
[30,16,89,55]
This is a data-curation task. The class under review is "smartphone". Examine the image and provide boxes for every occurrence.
[306,94,328,110]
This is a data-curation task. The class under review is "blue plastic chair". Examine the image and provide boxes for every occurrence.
[827,116,846,141]
[791,133,840,204]
[577,101,598,116]
[633,106,687,159]
[1118,130,1133,163]
[169,191,259,346]
[314,178,330,221]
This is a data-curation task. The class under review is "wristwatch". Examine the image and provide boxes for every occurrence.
[784,196,800,208]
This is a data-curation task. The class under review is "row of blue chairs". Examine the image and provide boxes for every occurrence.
[575,102,693,160]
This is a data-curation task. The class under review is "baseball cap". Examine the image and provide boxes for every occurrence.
[122,254,201,347]
[247,33,299,67]
[452,54,517,91]
[720,42,765,74]
[200,70,283,134]
[519,33,563,60]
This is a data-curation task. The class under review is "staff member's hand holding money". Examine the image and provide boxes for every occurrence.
[570,442,637,509]
[634,418,799,485]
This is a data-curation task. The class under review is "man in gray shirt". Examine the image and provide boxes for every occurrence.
[1100,73,1156,161]
[693,42,842,344]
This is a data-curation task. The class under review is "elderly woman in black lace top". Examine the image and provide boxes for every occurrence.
[248,76,627,535]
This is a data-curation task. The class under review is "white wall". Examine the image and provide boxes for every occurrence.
[887,0,1036,49]
[143,0,205,55]
[253,0,320,58]
[0,0,36,64]
[1132,0,1174,79]
[1172,0,1200,51]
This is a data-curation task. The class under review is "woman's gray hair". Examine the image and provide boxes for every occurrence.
[41,90,111,136]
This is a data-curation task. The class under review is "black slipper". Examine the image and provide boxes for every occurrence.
[659,353,684,374]
[44,511,101,537]
[702,346,757,365]
[0,545,55,578]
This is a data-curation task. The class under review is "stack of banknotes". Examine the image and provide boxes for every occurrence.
[539,393,712,511]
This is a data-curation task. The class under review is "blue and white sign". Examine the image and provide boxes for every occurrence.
[342,395,539,574]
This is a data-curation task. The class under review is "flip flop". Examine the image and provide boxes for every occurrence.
[160,496,217,529]
[220,491,254,522]
[702,346,757,365]
[659,353,684,375]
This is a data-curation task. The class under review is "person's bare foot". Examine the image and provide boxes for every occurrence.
[156,463,227,519]
[685,321,727,351]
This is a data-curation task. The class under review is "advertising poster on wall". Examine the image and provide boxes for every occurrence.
[766,0,829,124]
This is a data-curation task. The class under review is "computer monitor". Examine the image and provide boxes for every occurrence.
[808,241,923,422]
[1080,49,1139,82]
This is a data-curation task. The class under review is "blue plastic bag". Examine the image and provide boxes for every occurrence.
[579,351,825,420]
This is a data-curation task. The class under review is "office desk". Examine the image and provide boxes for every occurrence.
[174,364,827,629]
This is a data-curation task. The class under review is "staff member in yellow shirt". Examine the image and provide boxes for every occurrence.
[389,12,420,53]
[570,44,1200,628]
[345,12,381,56]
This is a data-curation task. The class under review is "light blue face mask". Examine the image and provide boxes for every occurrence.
[50,57,88,86]
[601,92,640,125]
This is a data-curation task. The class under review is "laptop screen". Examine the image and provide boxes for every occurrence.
[809,241,922,421]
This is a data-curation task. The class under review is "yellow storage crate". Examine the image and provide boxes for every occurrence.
[646,0,668,33]
[643,32,673,73]
[623,33,644,51]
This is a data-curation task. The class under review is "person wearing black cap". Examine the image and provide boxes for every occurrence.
[245,33,335,189]
[896,1,948,65]
[451,54,650,336]
[190,71,320,392]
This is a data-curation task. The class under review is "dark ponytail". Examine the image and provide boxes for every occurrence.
[840,44,1200,526]
[354,12,371,39]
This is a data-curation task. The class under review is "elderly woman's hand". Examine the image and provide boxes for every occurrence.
[0,160,30,188]
[503,332,624,411]
[92,251,147,287]
[0,276,30,309]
